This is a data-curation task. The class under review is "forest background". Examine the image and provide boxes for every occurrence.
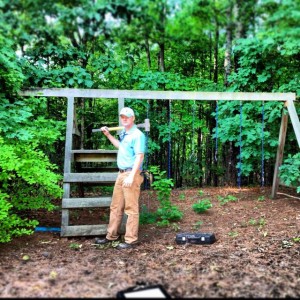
[0,0,299,243]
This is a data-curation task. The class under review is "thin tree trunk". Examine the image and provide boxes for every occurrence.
[213,17,219,83]
[224,2,233,87]
[158,1,166,72]
[145,38,151,69]
[197,105,203,187]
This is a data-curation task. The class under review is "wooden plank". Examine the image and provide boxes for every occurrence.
[64,172,118,183]
[75,167,118,172]
[286,99,300,148]
[271,112,289,199]
[62,197,112,208]
[61,224,108,237]
[19,88,296,101]
[64,97,74,174]
[71,150,118,154]
[74,153,117,162]
[61,209,69,227]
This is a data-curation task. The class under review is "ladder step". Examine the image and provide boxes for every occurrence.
[75,167,118,173]
[62,197,112,208]
[64,172,118,183]
[72,150,117,163]
[71,150,118,154]
[61,224,108,237]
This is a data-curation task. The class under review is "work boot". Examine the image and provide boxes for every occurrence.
[116,242,137,250]
[94,237,112,245]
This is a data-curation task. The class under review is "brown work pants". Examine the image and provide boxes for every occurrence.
[106,172,144,244]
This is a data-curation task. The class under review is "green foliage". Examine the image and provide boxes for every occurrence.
[192,220,203,230]
[139,204,157,225]
[149,166,174,203]
[0,137,63,243]
[279,153,300,193]
[179,193,186,201]
[214,101,282,177]
[192,199,213,213]
[228,231,239,238]
[69,243,82,251]
[0,35,24,95]
[248,217,266,227]
[141,166,183,227]
[217,195,237,206]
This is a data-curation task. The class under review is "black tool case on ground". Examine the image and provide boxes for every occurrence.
[175,232,216,245]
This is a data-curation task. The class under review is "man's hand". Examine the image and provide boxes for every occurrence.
[123,174,134,187]
[101,126,110,136]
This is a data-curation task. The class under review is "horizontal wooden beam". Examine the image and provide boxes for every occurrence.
[74,153,117,163]
[63,172,118,183]
[61,224,107,237]
[19,88,295,101]
[62,197,112,208]
[71,150,118,154]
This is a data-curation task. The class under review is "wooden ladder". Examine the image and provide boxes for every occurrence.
[61,96,125,237]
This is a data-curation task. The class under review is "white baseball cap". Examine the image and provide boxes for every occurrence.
[119,107,135,117]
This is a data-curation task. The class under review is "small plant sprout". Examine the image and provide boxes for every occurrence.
[217,195,237,206]
[292,236,300,243]
[179,193,186,201]
[69,243,82,251]
[192,220,203,230]
[258,217,266,227]
[248,217,266,227]
[192,199,212,213]
[198,190,205,196]
[248,218,257,226]
[171,223,180,231]
[258,196,265,202]
[228,231,238,238]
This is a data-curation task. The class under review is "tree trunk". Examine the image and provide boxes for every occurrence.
[224,2,233,87]
[145,38,151,69]
[158,1,166,72]
[213,16,219,83]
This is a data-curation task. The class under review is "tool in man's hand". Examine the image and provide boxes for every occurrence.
[92,126,124,133]
[92,118,150,133]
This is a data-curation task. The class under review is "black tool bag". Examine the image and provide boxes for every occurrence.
[175,232,216,245]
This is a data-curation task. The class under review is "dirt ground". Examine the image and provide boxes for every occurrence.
[1,186,300,298]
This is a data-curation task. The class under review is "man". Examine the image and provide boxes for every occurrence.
[95,107,145,249]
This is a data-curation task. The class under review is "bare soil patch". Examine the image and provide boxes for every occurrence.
[1,186,300,298]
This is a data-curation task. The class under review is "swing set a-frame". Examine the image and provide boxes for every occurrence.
[20,88,300,237]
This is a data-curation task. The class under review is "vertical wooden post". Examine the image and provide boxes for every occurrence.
[61,97,75,234]
[118,97,124,126]
[271,107,288,199]
[117,97,127,228]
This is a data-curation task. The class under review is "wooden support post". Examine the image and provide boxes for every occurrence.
[271,108,289,199]
[62,97,75,231]
[118,97,124,125]
[286,99,300,148]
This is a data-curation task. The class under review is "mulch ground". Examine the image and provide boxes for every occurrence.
[1,186,300,298]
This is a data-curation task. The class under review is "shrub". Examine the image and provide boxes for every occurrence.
[140,166,183,227]
[192,199,213,213]
[279,153,300,193]
[0,138,63,243]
